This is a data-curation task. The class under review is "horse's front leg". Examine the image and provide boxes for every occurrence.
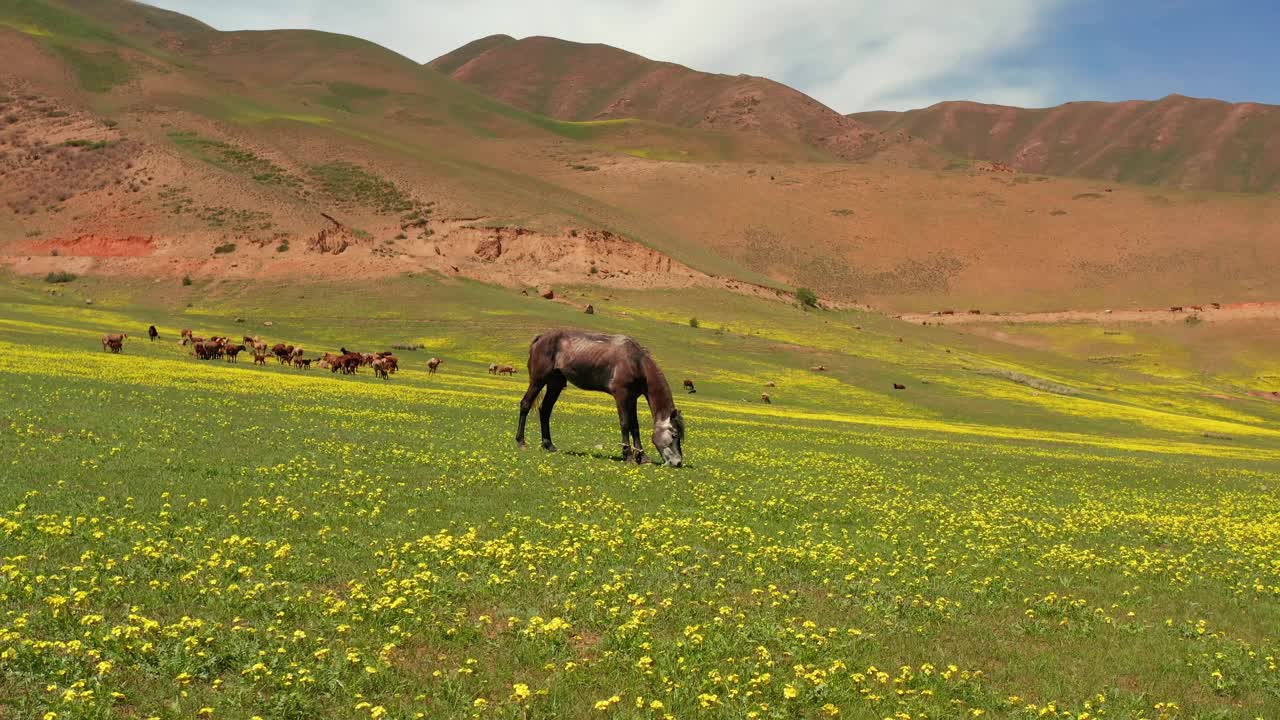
[614,394,633,462]
[626,394,647,465]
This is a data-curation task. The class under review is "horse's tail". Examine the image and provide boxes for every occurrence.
[532,385,545,413]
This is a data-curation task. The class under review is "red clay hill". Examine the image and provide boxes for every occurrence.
[428,35,929,162]
[3,0,1280,313]
[851,96,1280,193]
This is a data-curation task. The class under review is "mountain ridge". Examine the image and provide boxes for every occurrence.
[851,95,1280,192]
[427,34,930,162]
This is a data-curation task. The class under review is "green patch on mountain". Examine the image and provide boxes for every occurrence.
[169,131,300,188]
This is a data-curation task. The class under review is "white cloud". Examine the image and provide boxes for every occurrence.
[147,0,1073,112]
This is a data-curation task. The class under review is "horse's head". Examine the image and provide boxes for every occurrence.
[653,408,685,467]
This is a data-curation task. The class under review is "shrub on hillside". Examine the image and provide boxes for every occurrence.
[213,243,236,254]
[45,271,76,283]
[795,287,819,308]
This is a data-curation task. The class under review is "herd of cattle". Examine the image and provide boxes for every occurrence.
[101,327,456,382]
[181,329,414,379]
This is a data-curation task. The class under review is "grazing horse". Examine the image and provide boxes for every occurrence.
[761,392,771,404]
[371,357,391,379]
[517,330,684,466]
[101,333,127,353]
[148,325,158,342]
[683,379,696,394]
[224,344,245,362]
[180,329,193,346]
[497,365,516,376]
[488,363,498,375]
[427,357,443,375]
[253,352,268,365]
[893,383,906,390]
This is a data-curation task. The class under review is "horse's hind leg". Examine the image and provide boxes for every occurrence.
[517,377,547,449]
[538,375,566,451]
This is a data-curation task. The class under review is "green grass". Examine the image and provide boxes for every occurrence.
[169,131,300,188]
[316,81,391,113]
[51,44,133,93]
[308,161,417,214]
[0,0,123,45]
[0,275,1279,718]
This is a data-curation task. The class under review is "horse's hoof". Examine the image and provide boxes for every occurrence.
[543,443,558,453]
[517,441,528,450]
[633,452,649,465]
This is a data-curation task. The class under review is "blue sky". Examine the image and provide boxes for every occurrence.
[146,0,1280,112]
[1036,0,1280,107]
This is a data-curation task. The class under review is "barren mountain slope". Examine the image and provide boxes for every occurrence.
[852,96,1280,192]
[2,0,1277,313]
[429,35,935,163]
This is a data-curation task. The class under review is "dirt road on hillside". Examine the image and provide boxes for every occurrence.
[900,302,1280,325]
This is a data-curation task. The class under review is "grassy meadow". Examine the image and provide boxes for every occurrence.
[2,274,1279,720]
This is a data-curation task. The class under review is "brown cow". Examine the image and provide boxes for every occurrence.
[497,365,516,376]
[271,344,293,364]
[683,379,697,394]
[427,357,443,375]
[101,333,127,353]
[332,353,361,374]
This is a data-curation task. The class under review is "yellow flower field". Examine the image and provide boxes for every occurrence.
[2,280,1279,719]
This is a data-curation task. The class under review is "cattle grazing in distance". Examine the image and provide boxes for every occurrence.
[683,379,697,394]
[102,333,127,353]
[427,357,443,375]
[148,325,158,341]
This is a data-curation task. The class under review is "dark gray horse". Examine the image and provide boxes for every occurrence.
[517,330,684,466]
